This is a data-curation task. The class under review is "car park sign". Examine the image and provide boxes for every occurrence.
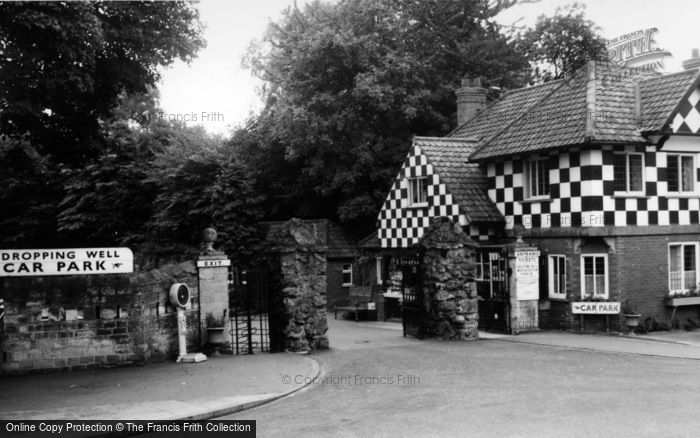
[0,248,134,277]
[571,301,621,315]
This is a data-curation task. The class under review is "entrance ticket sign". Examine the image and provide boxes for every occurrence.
[0,248,134,277]
[515,249,540,300]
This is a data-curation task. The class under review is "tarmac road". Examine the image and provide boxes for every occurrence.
[229,319,700,438]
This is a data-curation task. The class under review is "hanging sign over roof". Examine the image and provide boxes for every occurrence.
[607,28,672,72]
[0,248,134,277]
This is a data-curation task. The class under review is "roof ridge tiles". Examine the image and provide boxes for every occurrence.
[469,80,568,160]
[640,68,699,84]
[447,80,564,137]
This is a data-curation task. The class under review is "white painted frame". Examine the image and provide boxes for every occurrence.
[665,154,697,196]
[407,176,428,207]
[667,242,700,295]
[580,254,609,299]
[524,158,550,200]
[548,255,567,299]
[342,264,353,287]
[612,152,645,197]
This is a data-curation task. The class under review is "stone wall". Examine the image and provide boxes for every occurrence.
[267,219,329,353]
[1,262,199,374]
[420,218,479,340]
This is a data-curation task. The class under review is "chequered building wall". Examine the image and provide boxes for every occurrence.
[378,145,498,248]
[671,87,700,134]
[488,144,700,229]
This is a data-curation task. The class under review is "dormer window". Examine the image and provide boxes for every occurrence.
[408,177,428,206]
[613,152,645,195]
[524,158,549,199]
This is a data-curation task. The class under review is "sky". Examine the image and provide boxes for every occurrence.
[157,0,700,136]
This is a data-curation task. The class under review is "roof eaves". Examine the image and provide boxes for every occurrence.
[656,69,700,133]
[416,140,475,224]
[447,80,565,138]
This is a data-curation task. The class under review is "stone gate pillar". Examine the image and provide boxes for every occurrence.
[197,228,231,347]
[267,219,329,353]
[420,217,479,340]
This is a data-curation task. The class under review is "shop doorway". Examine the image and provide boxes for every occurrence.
[476,247,511,333]
[399,255,424,338]
[385,253,425,337]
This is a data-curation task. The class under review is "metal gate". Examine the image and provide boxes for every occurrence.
[398,255,424,338]
[476,247,511,333]
[228,267,272,354]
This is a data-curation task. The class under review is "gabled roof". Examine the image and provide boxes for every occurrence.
[358,232,380,249]
[449,80,563,144]
[262,219,358,258]
[466,61,700,161]
[640,69,700,133]
[414,136,503,222]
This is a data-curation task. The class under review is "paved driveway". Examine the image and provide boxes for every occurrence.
[230,318,700,438]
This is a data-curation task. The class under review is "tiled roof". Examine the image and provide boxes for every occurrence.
[358,232,380,249]
[639,69,700,132]
[472,73,588,159]
[262,219,357,258]
[449,80,563,143]
[326,221,359,258]
[468,61,700,161]
[414,137,503,223]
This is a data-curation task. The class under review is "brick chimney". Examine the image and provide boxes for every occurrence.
[455,77,487,126]
[683,48,700,71]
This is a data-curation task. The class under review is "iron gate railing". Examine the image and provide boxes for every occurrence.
[476,247,511,333]
[228,267,271,354]
[399,255,424,338]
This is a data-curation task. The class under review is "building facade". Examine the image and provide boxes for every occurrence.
[378,58,700,332]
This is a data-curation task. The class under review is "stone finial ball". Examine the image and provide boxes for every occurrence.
[202,228,217,244]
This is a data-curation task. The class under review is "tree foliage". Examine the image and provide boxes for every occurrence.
[241,0,530,232]
[0,1,212,257]
[0,1,204,165]
[55,92,265,267]
[519,3,608,83]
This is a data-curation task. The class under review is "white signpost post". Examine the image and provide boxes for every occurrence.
[0,248,134,277]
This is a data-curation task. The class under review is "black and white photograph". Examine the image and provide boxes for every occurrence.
[1,0,700,437]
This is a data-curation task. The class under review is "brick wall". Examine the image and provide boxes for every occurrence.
[326,259,351,310]
[531,236,625,332]
[617,233,700,324]
[531,232,700,332]
[1,262,200,374]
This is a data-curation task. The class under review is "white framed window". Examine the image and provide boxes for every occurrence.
[548,255,567,299]
[525,158,550,199]
[613,152,645,195]
[668,243,699,295]
[666,154,695,194]
[375,257,383,285]
[580,254,608,299]
[408,177,428,206]
[342,264,353,286]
